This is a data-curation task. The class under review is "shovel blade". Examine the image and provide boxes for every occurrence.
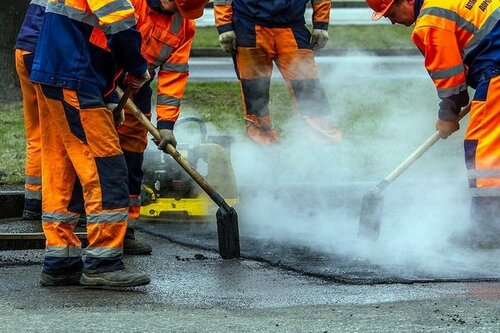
[216,206,240,259]
[358,190,384,240]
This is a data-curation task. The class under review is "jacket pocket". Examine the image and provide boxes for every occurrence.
[142,21,182,63]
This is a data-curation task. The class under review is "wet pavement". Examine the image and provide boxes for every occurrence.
[1,232,500,332]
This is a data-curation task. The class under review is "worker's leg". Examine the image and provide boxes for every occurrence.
[234,19,279,145]
[118,81,153,255]
[274,24,341,143]
[464,75,500,248]
[36,83,83,285]
[15,49,42,219]
[38,83,149,286]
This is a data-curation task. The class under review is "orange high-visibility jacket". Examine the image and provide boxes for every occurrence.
[30,0,146,92]
[132,0,196,129]
[412,0,500,120]
[90,0,196,128]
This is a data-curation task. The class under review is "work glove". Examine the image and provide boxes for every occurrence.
[435,119,459,139]
[156,129,178,152]
[106,103,124,128]
[125,70,151,94]
[310,29,329,51]
[218,31,237,55]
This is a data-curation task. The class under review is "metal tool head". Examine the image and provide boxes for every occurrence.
[216,205,240,259]
[358,190,384,241]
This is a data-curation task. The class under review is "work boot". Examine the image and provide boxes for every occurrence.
[79,269,150,287]
[124,228,152,255]
[22,209,41,221]
[124,238,153,255]
[448,228,500,250]
[246,122,280,145]
[39,270,82,286]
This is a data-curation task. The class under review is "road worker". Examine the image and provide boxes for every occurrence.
[29,0,152,287]
[213,0,341,145]
[14,0,151,257]
[90,0,208,255]
[365,0,500,248]
[14,0,47,221]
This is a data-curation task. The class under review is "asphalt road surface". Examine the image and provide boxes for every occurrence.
[1,232,500,333]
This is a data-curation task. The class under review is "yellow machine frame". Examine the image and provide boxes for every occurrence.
[140,142,239,221]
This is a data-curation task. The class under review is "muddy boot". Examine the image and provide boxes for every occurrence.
[245,119,280,145]
[80,269,150,287]
[40,269,82,286]
[124,228,152,255]
[449,228,500,250]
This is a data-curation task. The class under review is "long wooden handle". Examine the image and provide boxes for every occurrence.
[115,87,229,209]
[113,85,134,118]
[376,103,472,193]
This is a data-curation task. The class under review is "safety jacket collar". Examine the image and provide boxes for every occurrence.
[414,0,423,17]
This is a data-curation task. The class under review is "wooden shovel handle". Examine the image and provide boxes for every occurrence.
[377,103,472,192]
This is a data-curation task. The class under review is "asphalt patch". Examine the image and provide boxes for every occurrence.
[136,220,500,285]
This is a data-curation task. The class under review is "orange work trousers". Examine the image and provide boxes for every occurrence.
[464,74,500,231]
[15,49,42,214]
[37,83,129,274]
[233,20,332,140]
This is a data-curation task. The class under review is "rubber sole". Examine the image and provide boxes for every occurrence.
[79,273,151,287]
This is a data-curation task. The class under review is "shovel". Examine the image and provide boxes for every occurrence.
[358,103,472,240]
[115,86,240,259]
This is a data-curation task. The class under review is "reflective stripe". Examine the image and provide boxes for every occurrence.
[213,0,231,4]
[429,64,465,80]
[47,1,134,33]
[45,246,82,257]
[47,2,99,27]
[86,211,128,223]
[25,189,42,200]
[129,197,141,207]
[418,7,478,34]
[157,95,181,107]
[128,218,137,228]
[161,62,189,72]
[464,8,500,58]
[152,12,183,67]
[468,169,500,179]
[101,16,136,34]
[25,175,41,186]
[93,0,133,19]
[85,247,123,258]
[470,187,500,197]
[437,83,468,98]
[43,212,80,224]
[31,0,48,7]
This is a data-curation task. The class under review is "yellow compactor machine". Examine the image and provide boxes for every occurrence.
[140,116,238,221]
